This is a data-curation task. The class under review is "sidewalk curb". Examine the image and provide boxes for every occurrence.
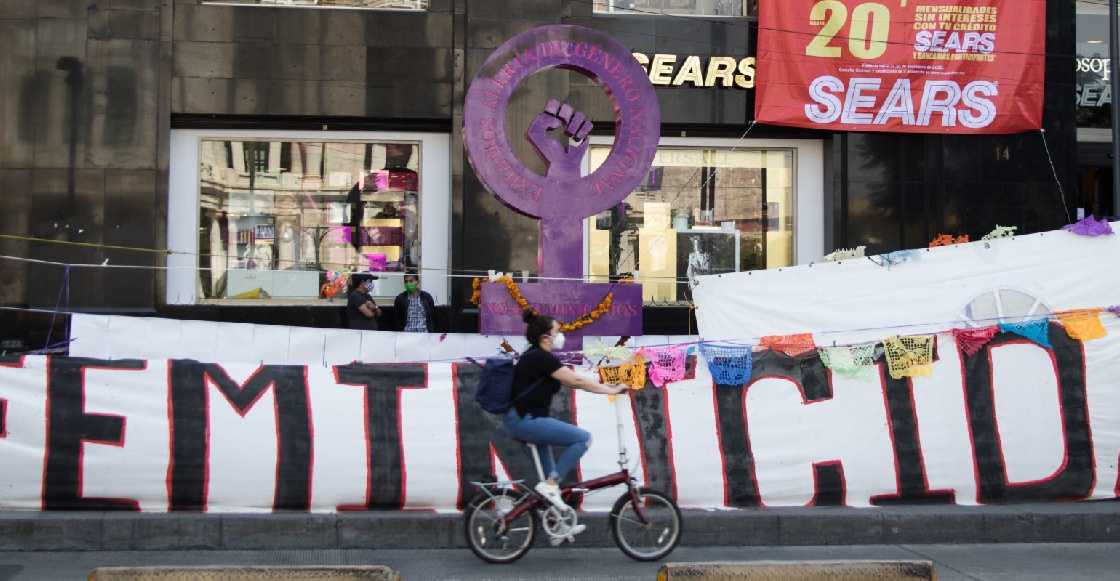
[0,503,1117,551]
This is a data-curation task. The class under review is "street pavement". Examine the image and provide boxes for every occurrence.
[1,544,1118,581]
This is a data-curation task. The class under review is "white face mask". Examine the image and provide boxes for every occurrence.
[551,332,566,351]
[364,282,375,292]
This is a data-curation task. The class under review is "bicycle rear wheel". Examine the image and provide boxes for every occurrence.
[464,491,539,564]
[609,487,682,561]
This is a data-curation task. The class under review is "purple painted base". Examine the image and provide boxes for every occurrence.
[478,282,643,345]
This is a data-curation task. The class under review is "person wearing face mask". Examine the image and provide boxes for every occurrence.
[394,271,436,332]
[505,310,628,516]
[346,273,382,331]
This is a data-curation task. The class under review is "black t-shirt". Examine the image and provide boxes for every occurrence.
[512,347,564,418]
[346,289,378,331]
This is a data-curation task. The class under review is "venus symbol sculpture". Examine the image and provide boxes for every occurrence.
[463,25,662,348]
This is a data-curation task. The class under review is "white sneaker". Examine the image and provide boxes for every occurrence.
[534,481,568,510]
[549,524,587,546]
[548,524,586,546]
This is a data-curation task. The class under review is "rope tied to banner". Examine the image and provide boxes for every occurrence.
[34,265,72,355]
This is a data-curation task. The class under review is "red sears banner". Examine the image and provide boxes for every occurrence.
[755,0,1045,134]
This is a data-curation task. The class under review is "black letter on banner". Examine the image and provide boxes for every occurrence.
[44,357,146,510]
[714,352,845,507]
[453,363,577,509]
[872,342,955,506]
[334,363,425,510]
[168,361,312,511]
[630,377,678,499]
[962,326,1094,503]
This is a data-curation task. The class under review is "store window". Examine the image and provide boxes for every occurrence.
[593,0,754,16]
[1075,1,1110,129]
[586,146,795,305]
[203,0,427,9]
[196,139,421,301]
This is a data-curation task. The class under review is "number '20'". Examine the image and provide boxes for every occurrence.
[806,0,890,60]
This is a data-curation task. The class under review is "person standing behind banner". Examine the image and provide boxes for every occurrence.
[394,271,436,332]
[347,273,382,331]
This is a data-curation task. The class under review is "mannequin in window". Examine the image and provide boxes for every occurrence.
[686,235,711,282]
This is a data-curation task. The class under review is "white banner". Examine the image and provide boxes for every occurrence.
[691,225,1120,506]
[2,227,1116,512]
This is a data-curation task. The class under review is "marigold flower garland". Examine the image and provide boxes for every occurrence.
[469,277,613,332]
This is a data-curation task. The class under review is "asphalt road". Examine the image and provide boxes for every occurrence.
[1,544,1119,581]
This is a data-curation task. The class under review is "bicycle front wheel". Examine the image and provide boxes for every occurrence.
[609,487,682,561]
[464,491,539,564]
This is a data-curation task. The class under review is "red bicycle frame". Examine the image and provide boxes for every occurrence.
[495,393,651,526]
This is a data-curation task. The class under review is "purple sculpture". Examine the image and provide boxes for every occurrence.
[463,25,662,344]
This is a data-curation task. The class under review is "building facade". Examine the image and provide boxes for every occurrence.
[0,0,1079,348]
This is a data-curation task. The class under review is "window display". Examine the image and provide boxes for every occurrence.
[197,139,421,301]
[587,146,795,305]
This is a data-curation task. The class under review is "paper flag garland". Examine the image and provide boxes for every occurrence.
[1054,309,1108,341]
[598,353,647,390]
[644,346,688,387]
[998,318,1051,349]
[758,333,817,357]
[818,343,877,381]
[883,335,935,380]
[698,343,753,386]
[952,326,998,356]
[577,344,635,363]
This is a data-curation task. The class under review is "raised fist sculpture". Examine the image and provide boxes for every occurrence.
[526,99,594,179]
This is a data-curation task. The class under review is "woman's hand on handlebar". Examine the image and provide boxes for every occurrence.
[603,383,629,396]
[552,366,626,395]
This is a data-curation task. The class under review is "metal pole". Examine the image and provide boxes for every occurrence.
[1111,0,1120,216]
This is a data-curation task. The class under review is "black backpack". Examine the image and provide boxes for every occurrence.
[468,357,544,415]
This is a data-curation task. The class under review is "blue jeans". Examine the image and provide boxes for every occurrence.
[503,409,591,481]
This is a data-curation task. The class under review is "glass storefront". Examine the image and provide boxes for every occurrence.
[586,146,795,304]
[203,0,428,8]
[1074,0,1116,220]
[593,0,754,17]
[196,139,422,301]
[1076,1,1111,129]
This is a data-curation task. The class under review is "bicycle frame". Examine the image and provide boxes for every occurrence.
[490,394,649,526]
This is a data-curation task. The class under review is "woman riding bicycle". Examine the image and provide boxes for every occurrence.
[505,310,627,512]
